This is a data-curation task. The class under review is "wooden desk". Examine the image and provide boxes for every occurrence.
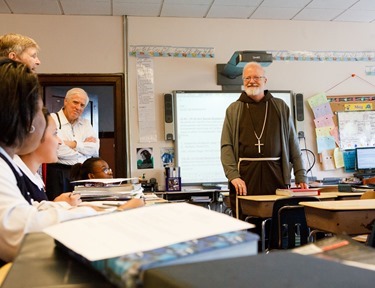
[335,191,363,200]
[300,199,375,235]
[157,189,226,212]
[236,193,338,252]
[143,251,375,288]
[236,193,338,219]
[2,233,114,288]
[312,184,338,192]
[144,193,168,205]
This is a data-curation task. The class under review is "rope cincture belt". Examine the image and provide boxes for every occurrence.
[237,157,280,171]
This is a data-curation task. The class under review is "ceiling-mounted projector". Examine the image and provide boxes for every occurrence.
[219,51,273,79]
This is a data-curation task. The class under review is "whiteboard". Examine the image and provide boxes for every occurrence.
[337,111,375,150]
[174,90,294,185]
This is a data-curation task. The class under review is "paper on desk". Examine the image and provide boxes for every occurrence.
[43,202,253,261]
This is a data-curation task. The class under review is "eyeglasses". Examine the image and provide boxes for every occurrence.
[102,168,112,174]
[242,76,265,82]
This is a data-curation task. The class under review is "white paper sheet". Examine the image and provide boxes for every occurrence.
[43,203,253,261]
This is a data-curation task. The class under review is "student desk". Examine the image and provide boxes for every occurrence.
[335,191,364,200]
[143,251,375,288]
[1,233,114,288]
[5,234,375,288]
[236,193,338,252]
[157,189,226,211]
[300,199,375,235]
[236,193,339,219]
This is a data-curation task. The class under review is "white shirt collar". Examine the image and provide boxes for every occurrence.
[0,147,23,176]
[13,155,45,189]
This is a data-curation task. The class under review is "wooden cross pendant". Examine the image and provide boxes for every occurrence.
[255,138,264,153]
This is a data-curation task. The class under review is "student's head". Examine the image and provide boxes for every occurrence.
[0,57,46,156]
[242,62,267,102]
[70,157,113,181]
[0,33,41,73]
[63,88,89,123]
[33,108,62,163]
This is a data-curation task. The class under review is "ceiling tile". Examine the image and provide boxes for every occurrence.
[293,8,345,21]
[307,0,358,9]
[161,3,210,17]
[114,0,161,3]
[165,0,212,4]
[207,5,256,18]
[60,0,111,15]
[260,0,311,8]
[251,7,301,20]
[334,9,375,22]
[0,0,11,13]
[5,0,61,14]
[113,2,161,16]
[213,0,262,5]
[352,0,375,10]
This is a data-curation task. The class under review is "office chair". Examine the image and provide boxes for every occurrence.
[268,196,320,251]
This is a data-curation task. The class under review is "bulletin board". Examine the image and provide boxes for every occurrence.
[327,94,375,150]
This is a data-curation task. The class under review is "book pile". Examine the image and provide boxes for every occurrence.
[276,188,320,196]
[71,178,143,201]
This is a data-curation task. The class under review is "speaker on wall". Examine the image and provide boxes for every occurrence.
[294,93,305,138]
[164,93,175,140]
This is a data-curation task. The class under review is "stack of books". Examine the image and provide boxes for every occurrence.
[71,178,142,201]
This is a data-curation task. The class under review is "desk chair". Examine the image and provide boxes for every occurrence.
[366,221,375,248]
[223,194,232,216]
[188,197,212,210]
[268,196,320,251]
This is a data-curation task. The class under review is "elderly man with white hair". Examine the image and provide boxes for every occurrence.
[46,88,99,200]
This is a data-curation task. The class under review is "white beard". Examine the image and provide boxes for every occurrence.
[245,86,261,96]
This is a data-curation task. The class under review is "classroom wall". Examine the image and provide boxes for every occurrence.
[0,14,124,73]
[127,16,375,187]
[1,14,375,187]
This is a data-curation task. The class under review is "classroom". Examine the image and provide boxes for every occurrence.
[1,1,375,287]
[1,4,375,186]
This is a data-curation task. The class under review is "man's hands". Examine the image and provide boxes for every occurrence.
[64,137,97,149]
[231,178,247,195]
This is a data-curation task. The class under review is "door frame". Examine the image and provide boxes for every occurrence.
[38,73,127,177]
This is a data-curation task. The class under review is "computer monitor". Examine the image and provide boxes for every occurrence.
[356,147,375,173]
